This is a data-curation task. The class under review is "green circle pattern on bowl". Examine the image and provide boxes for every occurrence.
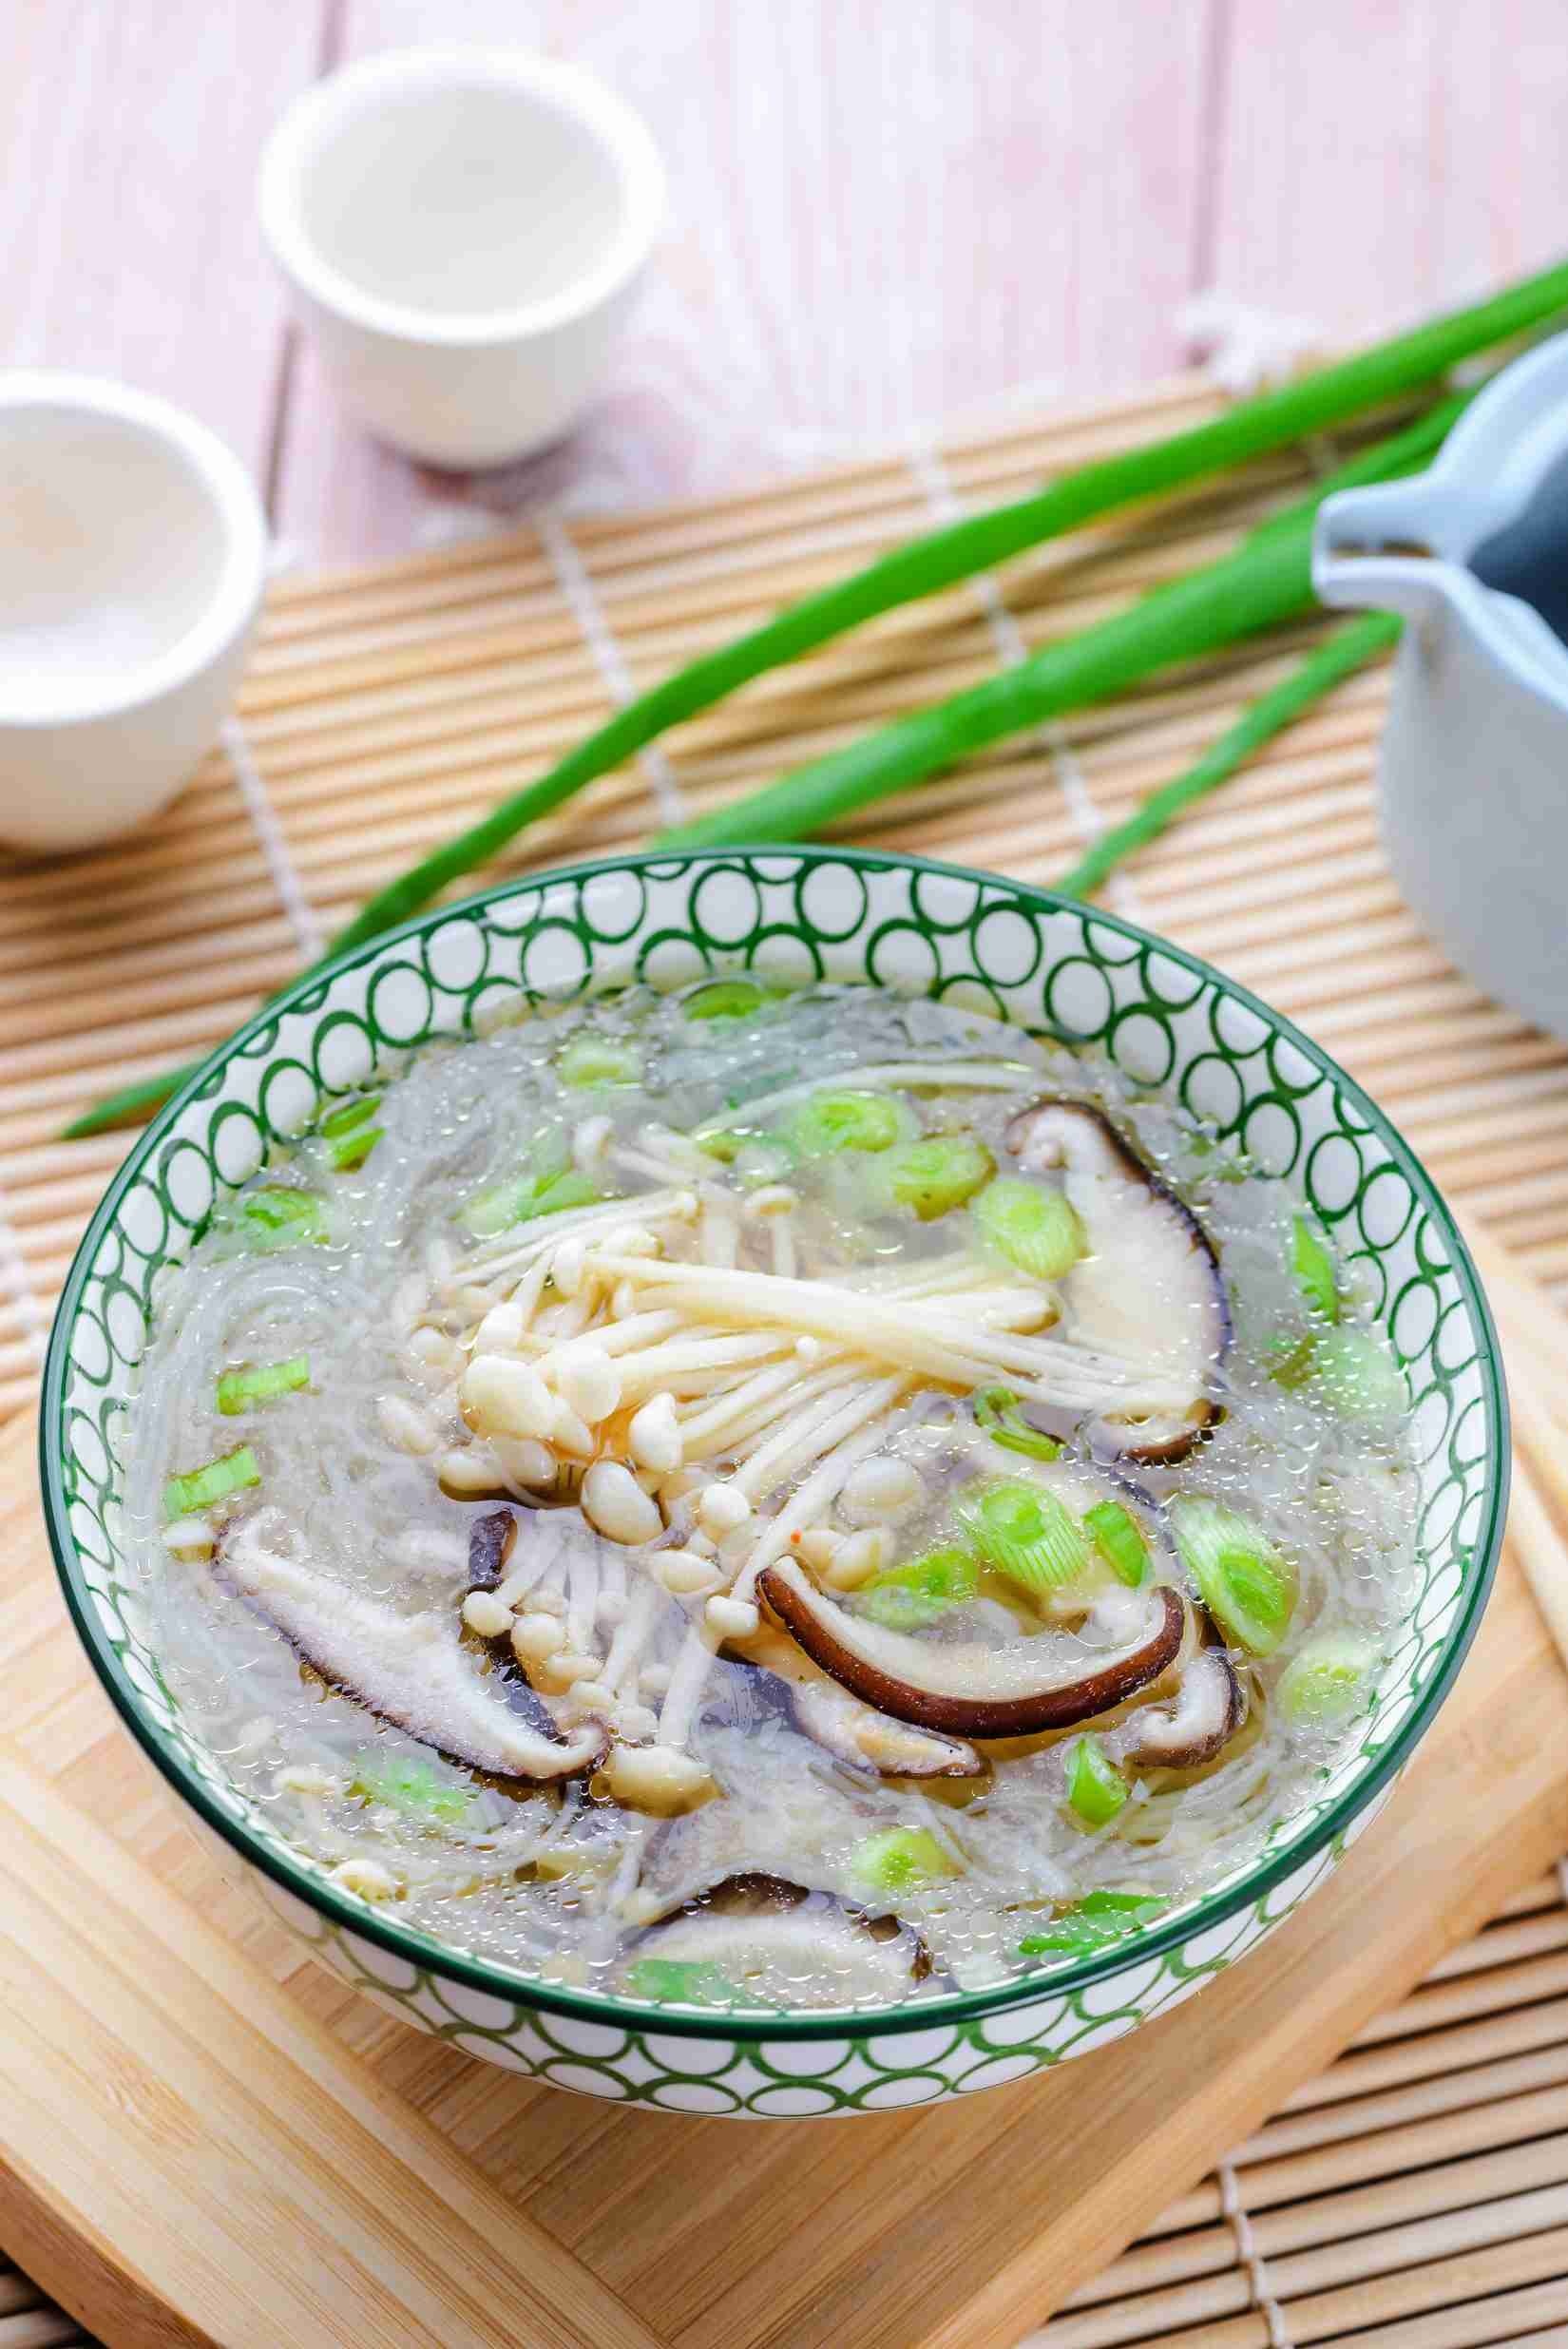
[42,849,1505,2117]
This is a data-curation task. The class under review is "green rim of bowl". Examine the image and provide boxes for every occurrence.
[41,846,1508,2043]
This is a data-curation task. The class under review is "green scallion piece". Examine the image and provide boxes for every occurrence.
[1307,1325,1408,1423]
[216,1356,310,1417]
[860,1545,979,1629]
[558,1033,641,1089]
[959,1478,1089,1596]
[973,1385,1063,1461]
[1170,1495,1298,1656]
[231,1187,327,1251]
[877,1133,994,1220]
[970,1176,1086,1279]
[1291,1213,1340,1322]
[1082,1499,1149,1587]
[783,1088,909,1157]
[683,978,769,1021]
[623,1958,736,2005]
[163,1444,260,1521]
[319,1094,380,1139]
[351,1752,473,1824]
[851,1825,957,1896]
[460,1166,601,1238]
[1018,1889,1165,1957]
[1276,1633,1378,1728]
[1064,1736,1128,1828]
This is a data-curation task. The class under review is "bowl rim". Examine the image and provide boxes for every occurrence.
[42,845,1508,2044]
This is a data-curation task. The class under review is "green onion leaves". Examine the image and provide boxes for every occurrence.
[1291,1213,1339,1321]
[960,1478,1089,1596]
[1170,1496,1297,1655]
[877,1133,994,1220]
[352,1752,473,1824]
[851,1825,957,1896]
[217,1356,310,1417]
[783,1088,909,1157]
[971,1177,1086,1279]
[1018,1889,1165,1958]
[1276,1633,1377,1728]
[1064,1736,1128,1828]
[460,1166,601,1238]
[973,1386,1063,1461]
[860,1545,979,1629]
[1082,1499,1150,1587]
[163,1444,261,1521]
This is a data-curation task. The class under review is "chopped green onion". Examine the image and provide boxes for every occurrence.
[1276,1633,1378,1728]
[320,1094,379,1138]
[329,1122,382,1172]
[878,1133,994,1220]
[163,1444,260,1521]
[1307,1326,1408,1423]
[683,978,768,1022]
[860,1545,979,1629]
[783,1088,909,1157]
[226,1187,328,1251]
[851,1825,957,1896]
[623,1958,736,2005]
[970,1178,1086,1280]
[1064,1736,1128,1828]
[460,1166,601,1238]
[1018,1889,1165,1957]
[558,1033,641,1089]
[1170,1496,1298,1656]
[217,1356,310,1417]
[1082,1499,1149,1587]
[973,1385,1063,1462]
[1291,1213,1340,1322]
[959,1478,1089,1596]
[351,1753,472,1824]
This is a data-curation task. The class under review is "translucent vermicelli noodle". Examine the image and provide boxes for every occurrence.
[127,982,1419,2007]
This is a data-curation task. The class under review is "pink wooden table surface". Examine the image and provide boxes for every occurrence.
[8,0,1567,568]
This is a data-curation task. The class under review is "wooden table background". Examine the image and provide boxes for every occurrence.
[8,0,1567,568]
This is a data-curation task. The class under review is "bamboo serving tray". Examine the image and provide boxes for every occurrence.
[5,369,1568,2344]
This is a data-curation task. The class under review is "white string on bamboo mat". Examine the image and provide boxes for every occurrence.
[905,440,1138,922]
[220,716,325,965]
[1218,2157,1292,2349]
[0,1188,48,1366]
[536,510,687,830]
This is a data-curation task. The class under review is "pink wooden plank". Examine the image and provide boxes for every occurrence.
[273,0,1218,563]
[1205,0,1568,344]
[0,0,324,484]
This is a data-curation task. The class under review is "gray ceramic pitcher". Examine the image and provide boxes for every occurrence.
[1313,330,1568,1041]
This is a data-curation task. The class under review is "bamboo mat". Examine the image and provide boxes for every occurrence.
[4,366,1568,2345]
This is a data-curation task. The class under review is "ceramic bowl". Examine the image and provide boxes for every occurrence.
[0,372,266,853]
[43,849,1505,2118]
[258,48,664,468]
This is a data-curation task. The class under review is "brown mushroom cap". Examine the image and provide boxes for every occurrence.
[1003,1098,1229,1465]
[757,1557,1187,1739]
[1119,1644,1246,1772]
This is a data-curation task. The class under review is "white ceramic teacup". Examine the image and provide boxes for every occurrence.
[258,48,665,469]
[0,373,268,856]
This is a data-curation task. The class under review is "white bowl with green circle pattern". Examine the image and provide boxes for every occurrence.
[42,848,1506,2119]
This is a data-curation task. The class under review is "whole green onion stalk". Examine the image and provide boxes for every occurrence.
[1053,609,1402,901]
[653,395,1466,851]
[66,259,1568,1141]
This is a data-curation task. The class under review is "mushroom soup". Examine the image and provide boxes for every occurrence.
[129,982,1418,2009]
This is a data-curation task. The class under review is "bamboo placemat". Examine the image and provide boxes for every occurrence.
[4,367,1568,2345]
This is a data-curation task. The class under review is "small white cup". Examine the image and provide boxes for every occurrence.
[0,373,267,855]
[258,48,665,469]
